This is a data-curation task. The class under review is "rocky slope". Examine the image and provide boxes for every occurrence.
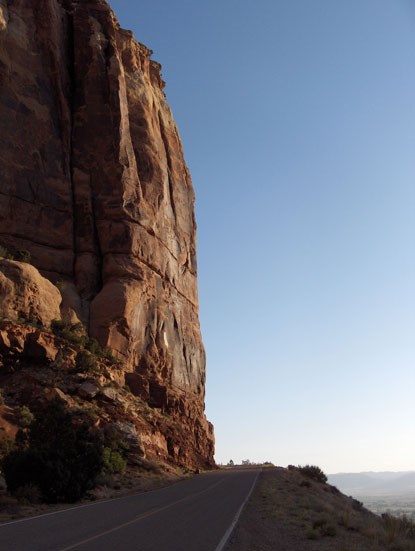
[0,0,214,469]
[226,467,415,551]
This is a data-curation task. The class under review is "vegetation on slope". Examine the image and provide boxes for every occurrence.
[226,467,415,551]
[0,317,190,510]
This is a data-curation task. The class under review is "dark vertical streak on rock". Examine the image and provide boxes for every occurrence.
[158,112,177,222]
[65,8,77,282]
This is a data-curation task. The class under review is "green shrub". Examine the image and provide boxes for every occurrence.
[0,245,14,260]
[17,406,34,428]
[102,425,130,457]
[14,250,31,263]
[0,247,31,263]
[51,319,87,347]
[85,338,101,356]
[51,320,117,363]
[0,436,14,462]
[85,338,117,362]
[53,349,64,369]
[75,350,96,372]
[51,319,67,334]
[2,400,104,503]
[102,447,126,475]
[297,465,328,483]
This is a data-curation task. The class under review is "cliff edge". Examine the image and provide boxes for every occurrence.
[0,0,214,469]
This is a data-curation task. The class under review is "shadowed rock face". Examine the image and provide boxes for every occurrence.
[0,0,214,467]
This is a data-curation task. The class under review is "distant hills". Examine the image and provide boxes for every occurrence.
[328,471,415,497]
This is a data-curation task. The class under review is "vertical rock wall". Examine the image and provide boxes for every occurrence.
[0,0,214,467]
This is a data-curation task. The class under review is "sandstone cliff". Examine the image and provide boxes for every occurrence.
[0,0,214,468]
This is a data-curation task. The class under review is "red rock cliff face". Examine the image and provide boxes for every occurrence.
[0,0,214,467]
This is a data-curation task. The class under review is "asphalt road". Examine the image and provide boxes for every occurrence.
[0,468,260,551]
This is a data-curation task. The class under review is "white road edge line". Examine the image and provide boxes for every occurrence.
[214,469,261,551]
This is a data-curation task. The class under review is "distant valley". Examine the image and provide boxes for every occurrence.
[328,471,415,519]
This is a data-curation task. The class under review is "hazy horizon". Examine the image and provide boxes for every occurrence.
[111,0,415,472]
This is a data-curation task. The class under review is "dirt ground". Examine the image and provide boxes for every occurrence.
[226,467,415,551]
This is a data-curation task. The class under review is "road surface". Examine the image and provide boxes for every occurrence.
[0,468,260,551]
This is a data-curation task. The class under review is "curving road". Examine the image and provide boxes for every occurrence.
[0,468,260,551]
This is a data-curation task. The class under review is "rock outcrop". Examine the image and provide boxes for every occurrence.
[0,259,62,328]
[0,0,214,468]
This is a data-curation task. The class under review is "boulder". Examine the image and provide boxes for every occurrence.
[78,382,100,400]
[112,421,145,456]
[44,387,73,406]
[100,387,119,403]
[24,332,59,363]
[0,260,61,328]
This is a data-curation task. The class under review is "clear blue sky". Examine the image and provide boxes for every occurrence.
[111,0,415,473]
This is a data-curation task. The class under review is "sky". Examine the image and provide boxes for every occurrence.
[110,0,415,473]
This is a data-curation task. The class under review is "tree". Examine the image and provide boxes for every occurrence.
[227,459,234,466]
[2,400,104,502]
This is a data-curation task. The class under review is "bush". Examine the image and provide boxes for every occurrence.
[0,245,14,260]
[53,349,64,369]
[85,338,101,356]
[297,465,328,483]
[75,350,96,372]
[85,338,117,362]
[16,406,34,428]
[0,436,14,462]
[51,319,87,347]
[2,400,104,503]
[14,250,31,263]
[102,447,126,475]
[0,247,31,263]
[102,425,130,457]
[51,320,118,365]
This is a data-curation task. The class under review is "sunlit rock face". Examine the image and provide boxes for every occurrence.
[0,0,214,468]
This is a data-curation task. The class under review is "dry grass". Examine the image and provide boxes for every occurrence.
[226,468,415,551]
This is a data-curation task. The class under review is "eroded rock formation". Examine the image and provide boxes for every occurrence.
[0,259,62,327]
[0,0,214,468]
